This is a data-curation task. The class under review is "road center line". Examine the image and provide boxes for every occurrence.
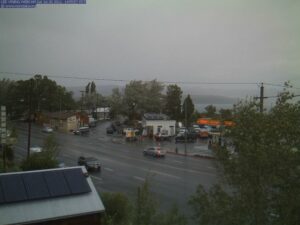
[143,169,181,180]
[104,167,114,172]
[172,160,183,164]
[133,176,146,181]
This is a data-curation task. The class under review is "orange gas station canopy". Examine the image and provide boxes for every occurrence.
[197,118,235,127]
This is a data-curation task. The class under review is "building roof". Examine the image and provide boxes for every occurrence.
[0,167,105,225]
[143,113,170,120]
[43,111,76,120]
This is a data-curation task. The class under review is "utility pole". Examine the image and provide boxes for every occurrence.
[80,90,85,112]
[1,106,7,171]
[260,82,264,113]
[27,80,33,160]
[184,98,187,156]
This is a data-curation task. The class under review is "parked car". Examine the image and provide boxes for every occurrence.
[73,126,90,135]
[42,126,53,133]
[175,133,197,143]
[143,147,166,157]
[106,126,114,134]
[77,156,101,172]
[30,145,42,153]
[154,132,171,141]
[178,127,188,134]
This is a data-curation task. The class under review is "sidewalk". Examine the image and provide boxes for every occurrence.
[166,143,215,159]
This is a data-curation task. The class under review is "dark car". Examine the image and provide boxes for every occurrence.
[106,126,114,134]
[175,133,197,143]
[73,126,90,135]
[77,156,101,172]
[143,147,166,157]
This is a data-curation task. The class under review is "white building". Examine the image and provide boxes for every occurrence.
[142,113,176,137]
[95,107,110,120]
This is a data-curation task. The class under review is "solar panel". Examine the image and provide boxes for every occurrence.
[0,182,5,204]
[43,171,71,197]
[0,174,27,203]
[64,169,91,194]
[22,172,50,200]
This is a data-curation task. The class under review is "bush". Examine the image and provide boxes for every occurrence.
[101,192,132,225]
[21,151,58,171]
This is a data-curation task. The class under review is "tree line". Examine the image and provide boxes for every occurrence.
[0,75,76,120]
[1,76,234,125]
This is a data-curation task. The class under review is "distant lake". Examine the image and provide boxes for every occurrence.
[195,103,234,112]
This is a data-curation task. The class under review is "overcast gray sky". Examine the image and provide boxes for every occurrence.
[0,0,299,98]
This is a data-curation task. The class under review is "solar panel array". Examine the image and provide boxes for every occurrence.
[0,168,91,205]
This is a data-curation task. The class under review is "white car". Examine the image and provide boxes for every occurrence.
[30,146,42,153]
[42,126,53,133]
[143,147,166,157]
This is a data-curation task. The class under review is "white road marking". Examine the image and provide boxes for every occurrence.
[98,156,216,177]
[90,175,103,183]
[104,167,114,172]
[148,170,181,180]
[172,160,183,164]
[133,176,146,181]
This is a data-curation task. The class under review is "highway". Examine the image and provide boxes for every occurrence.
[13,121,218,217]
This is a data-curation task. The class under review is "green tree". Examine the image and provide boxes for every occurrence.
[204,104,216,118]
[133,180,158,225]
[164,84,183,121]
[91,81,96,94]
[219,108,232,120]
[101,192,132,225]
[21,134,59,171]
[189,89,300,225]
[182,94,195,126]
[0,79,16,118]
[144,80,164,113]
[157,204,187,225]
[20,152,58,171]
[10,75,76,116]
[83,81,101,112]
[108,88,124,119]
[99,179,187,225]
[43,134,59,156]
[123,80,164,120]
[85,82,91,94]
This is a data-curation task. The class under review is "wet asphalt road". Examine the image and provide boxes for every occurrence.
[13,121,218,217]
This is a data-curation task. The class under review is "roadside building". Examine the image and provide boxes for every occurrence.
[95,107,110,120]
[142,113,176,138]
[0,167,105,225]
[39,111,89,132]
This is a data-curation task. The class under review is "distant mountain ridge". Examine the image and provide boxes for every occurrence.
[190,95,238,104]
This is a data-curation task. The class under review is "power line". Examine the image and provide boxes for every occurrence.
[2,71,300,92]
[0,71,259,85]
[1,70,296,87]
